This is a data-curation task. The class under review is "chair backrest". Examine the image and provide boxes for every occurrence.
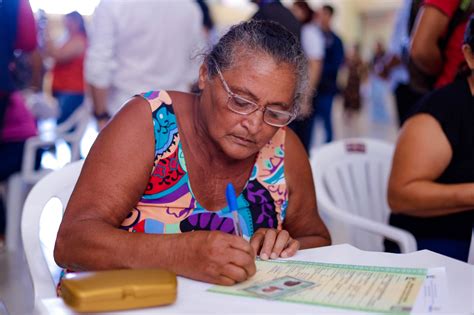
[21,160,84,300]
[312,138,396,251]
[21,105,89,184]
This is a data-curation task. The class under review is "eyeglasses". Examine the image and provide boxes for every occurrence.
[212,60,296,127]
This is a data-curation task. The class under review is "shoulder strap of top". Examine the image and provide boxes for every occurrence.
[139,90,173,113]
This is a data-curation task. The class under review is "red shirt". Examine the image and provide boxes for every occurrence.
[52,35,86,93]
[424,0,468,88]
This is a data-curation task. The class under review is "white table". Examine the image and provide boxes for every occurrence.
[37,244,474,314]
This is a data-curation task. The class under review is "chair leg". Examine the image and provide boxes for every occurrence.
[5,173,27,251]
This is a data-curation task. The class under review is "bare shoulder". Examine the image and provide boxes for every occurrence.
[67,96,156,223]
[168,91,197,108]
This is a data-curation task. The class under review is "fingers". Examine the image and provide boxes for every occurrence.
[281,238,300,258]
[259,229,277,260]
[251,228,298,260]
[270,230,290,259]
[229,234,255,258]
[229,251,257,278]
[249,230,265,256]
[220,263,250,284]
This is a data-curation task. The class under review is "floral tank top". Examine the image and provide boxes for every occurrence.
[119,90,289,238]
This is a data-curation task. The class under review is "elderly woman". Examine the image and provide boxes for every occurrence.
[54,20,331,285]
[387,16,474,262]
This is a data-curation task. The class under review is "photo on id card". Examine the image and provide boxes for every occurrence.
[243,276,315,299]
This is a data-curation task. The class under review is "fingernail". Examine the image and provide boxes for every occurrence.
[260,253,269,260]
[280,251,288,258]
[270,252,277,259]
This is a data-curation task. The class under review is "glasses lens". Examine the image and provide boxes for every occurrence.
[227,95,259,114]
[264,107,294,126]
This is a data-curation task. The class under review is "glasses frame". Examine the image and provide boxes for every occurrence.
[211,59,297,127]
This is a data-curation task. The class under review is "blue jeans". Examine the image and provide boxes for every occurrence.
[53,92,84,125]
[289,93,335,153]
[313,93,335,144]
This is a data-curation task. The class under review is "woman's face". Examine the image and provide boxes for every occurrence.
[198,53,297,161]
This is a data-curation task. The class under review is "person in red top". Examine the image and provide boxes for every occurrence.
[410,0,472,89]
[47,11,87,124]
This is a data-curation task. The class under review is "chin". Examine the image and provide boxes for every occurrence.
[221,141,259,161]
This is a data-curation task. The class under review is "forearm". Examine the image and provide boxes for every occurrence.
[89,84,109,115]
[410,47,442,75]
[388,181,474,217]
[54,219,185,273]
[308,59,323,97]
[296,235,331,249]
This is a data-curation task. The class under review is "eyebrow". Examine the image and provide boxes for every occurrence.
[229,85,291,109]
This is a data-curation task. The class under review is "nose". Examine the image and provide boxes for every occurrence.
[241,108,264,134]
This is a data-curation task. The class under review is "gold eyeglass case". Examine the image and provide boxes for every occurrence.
[60,269,177,312]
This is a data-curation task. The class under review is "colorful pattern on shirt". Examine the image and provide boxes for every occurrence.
[120,90,288,239]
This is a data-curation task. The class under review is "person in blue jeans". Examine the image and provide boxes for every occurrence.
[46,11,87,125]
[304,4,344,149]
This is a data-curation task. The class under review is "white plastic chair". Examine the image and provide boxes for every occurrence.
[5,106,89,251]
[21,160,84,303]
[311,138,417,253]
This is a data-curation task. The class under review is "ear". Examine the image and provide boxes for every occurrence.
[198,63,208,91]
[462,44,474,69]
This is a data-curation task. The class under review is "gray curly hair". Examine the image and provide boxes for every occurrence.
[203,20,310,119]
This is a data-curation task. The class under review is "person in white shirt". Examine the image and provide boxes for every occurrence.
[85,0,204,128]
[290,1,324,152]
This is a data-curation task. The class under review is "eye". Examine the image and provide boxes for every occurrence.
[265,107,293,124]
[231,95,255,109]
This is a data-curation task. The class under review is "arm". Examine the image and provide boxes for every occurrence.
[54,98,255,285]
[14,0,37,51]
[388,114,474,216]
[409,5,449,75]
[85,0,115,121]
[308,59,323,96]
[88,84,110,129]
[46,35,86,64]
[283,128,331,248]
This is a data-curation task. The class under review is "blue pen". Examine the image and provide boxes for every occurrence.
[226,183,243,237]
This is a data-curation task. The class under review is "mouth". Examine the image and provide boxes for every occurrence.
[230,134,256,146]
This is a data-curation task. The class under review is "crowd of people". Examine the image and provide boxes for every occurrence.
[0,0,473,286]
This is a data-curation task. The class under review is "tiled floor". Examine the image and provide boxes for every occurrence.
[0,92,400,315]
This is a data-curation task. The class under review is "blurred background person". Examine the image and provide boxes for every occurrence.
[312,4,344,144]
[380,0,417,126]
[196,0,217,46]
[85,0,204,129]
[46,11,87,125]
[370,40,390,124]
[387,16,474,262]
[408,0,473,95]
[289,0,325,152]
[343,43,365,119]
[0,0,38,248]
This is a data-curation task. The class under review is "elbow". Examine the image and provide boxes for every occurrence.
[409,46,426,66]
[387,183,409,214]
[54,226,72,268]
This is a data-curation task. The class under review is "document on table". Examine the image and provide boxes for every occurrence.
[412,267,447,313]
[209,260,428,314]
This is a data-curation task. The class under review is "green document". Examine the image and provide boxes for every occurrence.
[208,260,427,314]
